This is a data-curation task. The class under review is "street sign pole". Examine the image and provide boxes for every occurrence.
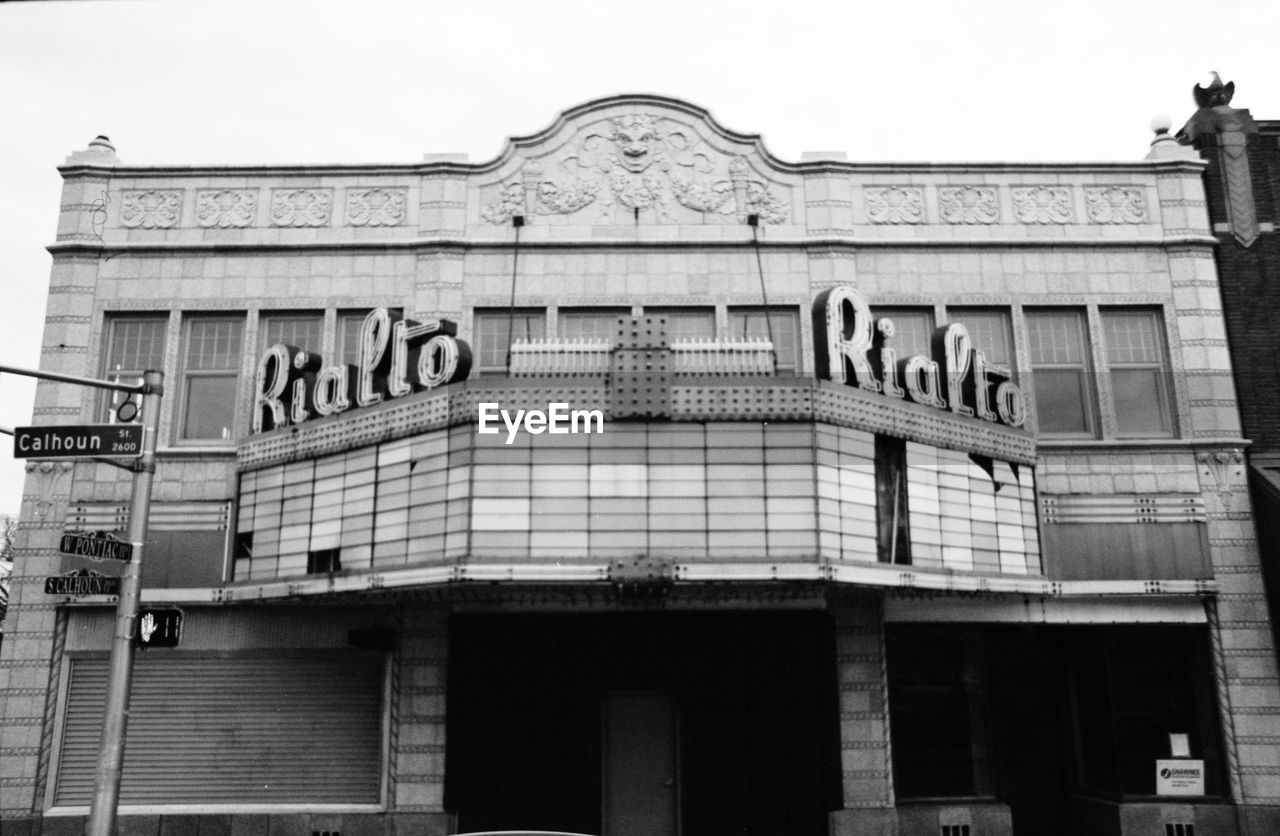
[86,369,162,836]
[2,361,162,835]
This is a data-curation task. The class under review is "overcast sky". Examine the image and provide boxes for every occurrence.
[2,0,1278,517]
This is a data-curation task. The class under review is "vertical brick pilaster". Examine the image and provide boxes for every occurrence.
[0,464,75,819]
[391,607,449,812]
[1199,451,1280,806]
[831,597,894,811]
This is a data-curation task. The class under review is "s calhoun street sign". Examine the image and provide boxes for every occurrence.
[12,424,143,459]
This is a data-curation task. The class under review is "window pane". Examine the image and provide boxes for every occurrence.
[887,626,984,798]
[337,309,403,366]
[474,310,546,371]
[103,316,167,421]
[949,308,1013,369]
[1112,369,1170,435]
[185,318,243,371]
[1103,312,1163,365]
[181,317,243,441]
[1027,312,1086,365]
[647,308,715,342]
[105,316,167,376]
[183,375,238,440]
[728,308,800,372]
[560,309,628,341]
[261,314,323,353]
[1103,311,1172,437]
[1032,369,1092,434]
[1027,311,1094,436]
[875,307,935,360]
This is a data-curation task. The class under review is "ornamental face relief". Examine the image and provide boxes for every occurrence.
[811,287,1027,428]
[253,308,472,433]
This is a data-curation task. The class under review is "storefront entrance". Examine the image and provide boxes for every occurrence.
[887,624,1226,836]
[446,612,841,836]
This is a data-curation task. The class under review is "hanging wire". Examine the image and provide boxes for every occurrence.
[503,215,525,374]
[748,214,778,370]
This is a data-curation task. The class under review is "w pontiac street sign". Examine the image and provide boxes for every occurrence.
[60,531,133,562]
[12,424,143,459]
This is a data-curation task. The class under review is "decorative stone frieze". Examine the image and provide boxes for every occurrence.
[938,186,999,224]
[864,187,924,224]
[196,189,258,228]
[270,188,332,227]
[1011,185,1072,224]
[1085,186,1147,224]
[481,113,789,224]
[346,187,408,227]
[119,190,182,229]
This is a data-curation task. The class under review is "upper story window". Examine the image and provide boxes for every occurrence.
[728,307,801,374]
[1026,309,1096,437]
[474,309,546,374]
[260,313,323,355]
[335,308,402,366]
[647,307,716,343]
[560,308,629,342]
[948,308,1015,377]
[1102,309,1174,437]
[874,307,936,360]
[178,315,244,442]
[101,315,167,421]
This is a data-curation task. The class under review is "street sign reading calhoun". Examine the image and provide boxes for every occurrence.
[60,531,133,562]
[12,424,143,459]
[45,569,121,596]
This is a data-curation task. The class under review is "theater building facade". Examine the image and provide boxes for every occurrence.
[2,95,1280,836]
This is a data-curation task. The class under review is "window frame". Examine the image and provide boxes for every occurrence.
[99,314,168,423]
[872,306,937,363]
[558,307,631,343]
[727,305,803,375]
[176,314,246,444]
[1100,307,1175,438]
[473,308,547,375]
[1025,308,1099,439]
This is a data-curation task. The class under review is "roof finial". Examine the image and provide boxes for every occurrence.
[1193,71,1234,109]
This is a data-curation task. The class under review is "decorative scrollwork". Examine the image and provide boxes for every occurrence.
[480,115,788,224]
[1085,186,1146,224]
[120,190,182,229]
[938,186,999,224]
[865,187,924,224]
[196,189,257,228]
[1012,186,1072,224]
[346,188,408,227]
[270,188,332,227]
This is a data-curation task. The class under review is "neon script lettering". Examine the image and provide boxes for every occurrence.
[253,309,472,433]
[811,287,1026,428]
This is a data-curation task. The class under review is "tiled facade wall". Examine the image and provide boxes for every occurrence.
[6,100,1280,830]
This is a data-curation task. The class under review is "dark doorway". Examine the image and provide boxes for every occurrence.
[445,612,842,836]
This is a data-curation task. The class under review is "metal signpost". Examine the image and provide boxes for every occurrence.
[1,363,163,836]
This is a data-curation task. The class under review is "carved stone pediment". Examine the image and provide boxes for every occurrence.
[479,98,792,226]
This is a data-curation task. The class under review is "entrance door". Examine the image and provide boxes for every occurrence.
[602,692,679,836]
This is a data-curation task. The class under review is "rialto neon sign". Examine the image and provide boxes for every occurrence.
[812,287,1026,428]
[254,309,471,433]
[253,290,1025,434]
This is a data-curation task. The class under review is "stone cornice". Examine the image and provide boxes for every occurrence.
[46,234,1220,258]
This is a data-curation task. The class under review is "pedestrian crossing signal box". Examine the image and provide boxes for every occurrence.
[135,608,182,649]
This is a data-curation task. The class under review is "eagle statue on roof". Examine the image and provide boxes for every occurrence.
[1193,71,1235,109]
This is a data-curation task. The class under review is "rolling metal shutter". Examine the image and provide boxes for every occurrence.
[54,652,384,806]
